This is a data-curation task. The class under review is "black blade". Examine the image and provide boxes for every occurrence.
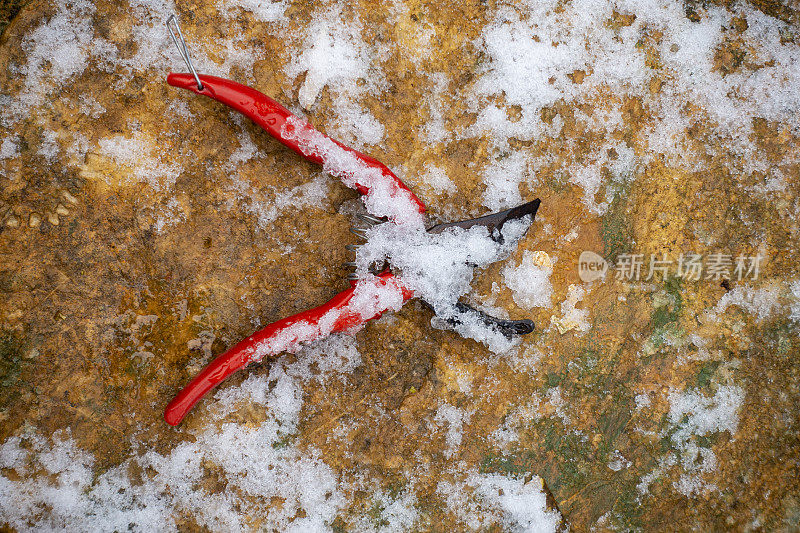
[426,198,541,244]
[447,301,535,338]
[422,300,535,338]
[424,199,541,335]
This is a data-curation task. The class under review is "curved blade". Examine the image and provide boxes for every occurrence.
[450,301,535,337]
[426,198,540,244]
[423,300,535,338]
[424,199,542,336]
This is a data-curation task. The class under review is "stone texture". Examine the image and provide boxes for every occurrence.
[1,0,799,530]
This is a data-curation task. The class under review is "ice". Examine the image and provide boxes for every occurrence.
[437,469,561,532]
[356,217,532,352]
[0,135,19,160]
[503,250,554,309]
[709,284,782,321]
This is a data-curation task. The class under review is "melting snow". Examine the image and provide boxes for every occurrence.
[637,383,745,497]
[1,0,797,527]
[503,250,554,310]
[437,469,561,532]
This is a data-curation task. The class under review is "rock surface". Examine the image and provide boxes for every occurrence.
[1,0,799,530]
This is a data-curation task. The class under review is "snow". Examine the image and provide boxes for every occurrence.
[1,0,95,125]
[437,469,561,532]
[421,73,451,144]
[0,135,19,159]
[490,398,543,448]
[637,382,745,497]
[0,426,344,532]
[503,250,554,310]
[229,172,331,229]
[96,132,182,191]
[0,336,364,532]
[551,284,591,334]
[356,215,534,352]
[244,272,407,363]
[668,385,744,439]
[77,95,106,118]
[607,449,631,472]
[218,0,287,23]
[419,163,456,195]
[434,403,474,458]
[1,0,798,527]
[709,284,782,322]
[284,5,386,146]
[664,384,745,497]
[455,0,800,213]
[790,280,800,322]
[351,490,419,532]
[481,152,529,211]
[634,392,651,411]
[546,386,571,426]
[280,115,423,225]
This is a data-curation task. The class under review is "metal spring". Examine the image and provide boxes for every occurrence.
[345,214,384,281]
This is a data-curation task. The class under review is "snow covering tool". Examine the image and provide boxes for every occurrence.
[163,16,540,425]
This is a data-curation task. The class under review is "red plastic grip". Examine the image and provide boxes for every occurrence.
[164,271,413,425]
[164,73,426,425]
[167,73,425,213]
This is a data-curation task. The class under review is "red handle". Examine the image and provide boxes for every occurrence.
[164,271,413,425]
[167,73,425,214]
[164,73,426,425]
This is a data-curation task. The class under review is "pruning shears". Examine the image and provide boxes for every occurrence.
[163,16,540,425]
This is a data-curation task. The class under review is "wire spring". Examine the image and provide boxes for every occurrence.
[345,214,384,281]
[166,14,204,91]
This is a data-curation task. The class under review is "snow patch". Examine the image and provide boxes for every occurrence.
[437,469,561,532]
[503,250,554,310]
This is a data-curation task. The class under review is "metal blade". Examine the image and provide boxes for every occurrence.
[451,301,535,337]
[426,198,540,244]
[423,199,541,335]
[424,300,535,338]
